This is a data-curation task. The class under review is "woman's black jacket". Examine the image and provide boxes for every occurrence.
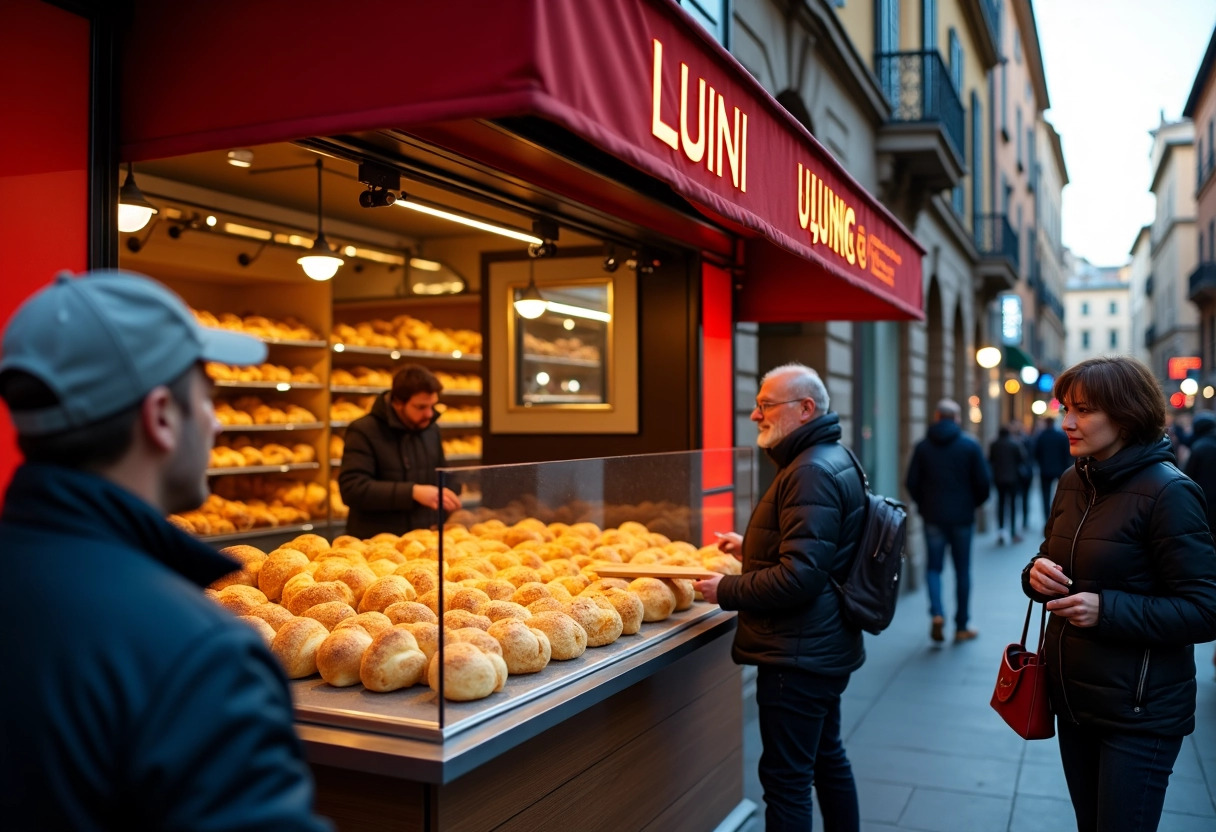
[1021,438,1216,736]
[717,413,866,676]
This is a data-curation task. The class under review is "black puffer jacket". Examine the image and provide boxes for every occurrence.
[1021,438,1216,736]
[338,392,446,538]
[716,413,866,675]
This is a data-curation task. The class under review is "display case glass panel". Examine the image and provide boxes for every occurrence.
[512,280,610,408]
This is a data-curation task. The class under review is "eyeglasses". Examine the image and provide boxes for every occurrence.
[753,399,804,415]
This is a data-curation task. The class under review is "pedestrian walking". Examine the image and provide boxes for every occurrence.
[1024,356,1216,832]
[693,362,865,832]
[1182,410,1216,679]
[1033,415,1072,518]
[989,425,1026,545]
[905,399,991,644]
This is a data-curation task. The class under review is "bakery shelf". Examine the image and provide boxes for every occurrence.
[261,337,328,348]
[330,420,351,429]
[218,422,326,433]
[440,389,483,397]
[201,522,322,544]
[206,462,321,477]
[522,394,604,404]
[521,353,600,368]
[214,380,324,390]
[330,385,390,394]
[443,454,482,462]
[329,458,342,467]
[439,421,482,429]
[331,344,482,363]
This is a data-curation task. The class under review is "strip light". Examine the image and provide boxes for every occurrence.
[397,199,543,245]
[543,301,611,322]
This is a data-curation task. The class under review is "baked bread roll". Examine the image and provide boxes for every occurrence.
[285,580,357,616]
[566,596,623,647]
[220,544,268,567]
[528,610,588,660]
[510,582,553,607]
[448,586,492,613]
[448,626,504,657]
[271,617,329,678]
[396,622,444,663]
[279,572,316,610]
[332,610,394,638]
[661,578,695,611]
[480,600,532,623]
[394,565,439,597]
[248,601,296,632]
[214,591,262,617]
[358,575,418,613]
[443,609,492,631]
[426,642,500,701]
[218,584,268,606]
[471,578,516,601]
[383,600,439,626]
[583,577,630,593]
[487,619,551,674]
[597,587,645,635]
[549,574,591,595]
[302,600,357,631]
[236,614,277,646]
[496,565,543,588]
[629,577,676,622]
[526,597,566,615]
[368,559,401,578]
[316,626,373,687]
[360,628,428,692]
[333,564,378,605]
[258,548,310,601]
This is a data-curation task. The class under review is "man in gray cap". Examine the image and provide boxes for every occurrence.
[0,270,330,830]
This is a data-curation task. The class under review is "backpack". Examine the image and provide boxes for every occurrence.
[830,445,907,634]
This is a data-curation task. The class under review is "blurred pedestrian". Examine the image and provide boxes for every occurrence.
[1033,415,1072,519]
[1024,356,1216,832]
[1011,420,1034,530]
[989,425,1026,545]
[905,399,991,643]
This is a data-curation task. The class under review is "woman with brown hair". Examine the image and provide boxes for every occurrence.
[1023,355,1216,832]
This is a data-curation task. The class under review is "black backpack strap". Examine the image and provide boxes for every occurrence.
[829,444,871,587]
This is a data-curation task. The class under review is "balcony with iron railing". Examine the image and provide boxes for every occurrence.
[874,50,966,193]
[1188,262,1216,304]
[973,214,1019,301]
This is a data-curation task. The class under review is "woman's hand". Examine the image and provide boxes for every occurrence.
[1046,592,1100,628]
[1028,557,1072,597]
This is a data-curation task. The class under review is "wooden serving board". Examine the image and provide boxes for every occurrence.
[589,564,719,579]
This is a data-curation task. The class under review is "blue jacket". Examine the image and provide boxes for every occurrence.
[1033,424,1073,479]
[905,419,991,526]
[0,464,330,831]
[717,413,867,676]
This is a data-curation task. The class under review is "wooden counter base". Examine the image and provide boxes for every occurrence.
[309,627,743,831]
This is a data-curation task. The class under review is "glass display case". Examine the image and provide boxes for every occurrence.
[289,447,754,742]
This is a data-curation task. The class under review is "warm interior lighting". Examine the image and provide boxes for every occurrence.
[226,149,254,168]
[398,199,543,245]
[975,346,1002,369]
[544,300,611,322]
[410,257,442,271]
[1004,379,1021,394]
[298,159,343,281]
[225,222,273,241]
[118,162,158,233]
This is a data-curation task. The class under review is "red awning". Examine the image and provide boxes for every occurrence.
[121,0,923,321]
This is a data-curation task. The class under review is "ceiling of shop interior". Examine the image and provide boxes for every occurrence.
[135,141,584,246]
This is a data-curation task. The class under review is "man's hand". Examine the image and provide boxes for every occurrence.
[715,531,743,561]
[1027,557,1072,597]
[413,484,462,512]
[693,573,724,605]
[1046,592,1099,628]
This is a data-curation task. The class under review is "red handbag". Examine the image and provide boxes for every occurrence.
[990,599,1055,739]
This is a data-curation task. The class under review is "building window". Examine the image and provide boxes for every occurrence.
[1109,330,1118,349]
[877,0,900,54]
[1081,330,1091,349]
[1016,108,1023,170]
[1081,301,1090,316]
[948,28,963,92]
[1109,300,1117,315]
[1000,63,1008,139]
[972,91,983,219]
[1014,30,1022,63]
[677,0,728,45]
[922,0,936,50]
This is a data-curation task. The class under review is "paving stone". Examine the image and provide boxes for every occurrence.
[897,787,1012,832]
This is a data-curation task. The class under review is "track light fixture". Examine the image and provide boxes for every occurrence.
[602,244,620,273]
[118,162,159,233]
[514,258,547,320]
[297,159,344,281]
[237,242,268,267]
[359,186,398,208]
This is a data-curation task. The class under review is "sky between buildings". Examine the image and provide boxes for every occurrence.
[1035,0,1216,267]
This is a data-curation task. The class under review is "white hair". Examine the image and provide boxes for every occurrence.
[935,398,961,421]
[763,362,829,412]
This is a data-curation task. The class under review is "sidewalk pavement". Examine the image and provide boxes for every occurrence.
[738,504,1216,832]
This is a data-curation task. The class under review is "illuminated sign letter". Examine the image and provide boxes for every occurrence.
[651,39,678,150]
[679,63,706,163]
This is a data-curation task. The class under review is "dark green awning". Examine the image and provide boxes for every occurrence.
[1004,345,1035,370]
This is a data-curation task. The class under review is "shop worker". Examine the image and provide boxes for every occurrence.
[693,362,866,832]
[339,363,460,537]
[0,270,330,831]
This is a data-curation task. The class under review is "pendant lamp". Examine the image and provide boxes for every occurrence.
[297,159,344,281]
[117,162,158,233]
[513,259,547,319]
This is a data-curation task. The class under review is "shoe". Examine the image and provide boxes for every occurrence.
[997,534,1006,546]
[954,629,979,643]
[930,616,944,643]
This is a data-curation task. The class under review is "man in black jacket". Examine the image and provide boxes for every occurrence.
[694,362,866,832]
[338,364,460,538]
[1033,415,1072,517]
[0,270,330,831]
[905,399,991,644]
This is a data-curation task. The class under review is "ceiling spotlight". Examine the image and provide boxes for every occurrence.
[118,162,158,233]
[238,242,268,267]
[226,149,254,168]
[297,159,343,281]
[603,244,619,273]
[358,186,398,208]
[528,240,558,259]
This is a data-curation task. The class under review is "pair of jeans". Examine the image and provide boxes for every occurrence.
[1056,719,1182,832]
[756,666,858,832]
[994,484,1020,535]
[923,522,973,630]
[1040,474,1059,519]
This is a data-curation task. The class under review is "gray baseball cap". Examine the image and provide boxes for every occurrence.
[0,269,267,436]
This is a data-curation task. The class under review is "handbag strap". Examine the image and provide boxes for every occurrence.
[1020,598,1049,651]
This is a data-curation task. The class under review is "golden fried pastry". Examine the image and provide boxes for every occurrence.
[220,544,268,567]
[550,574,592,595]
[544,583,573,604]
[333,564,378,604]
[487,618,551,674]
[470,578,516,601]
[511,582,553,607]
[526,597,566,615]
[443,609,492,631]
[279,572,316,611]
[248,602,296,632]
[598,587,645,635]
[316,626,373,687]
[270,616,329,678]
[566,596,623,647]
[383,601,439,626]
[480,600,531,623]
[496,565,543,588]
[219,584,269,606]
[395,562,440,595]
[629,577,676,622]
[258,547,310,601]
[285,580,357,616]
[358,575,417,613]
[214,591,262,617]
[426,642,501,701]
[661,578,695,611]
[486,551,521,571]
[366,547,407,566]
[367,532,401,547]
[448,627,503,657]
[209,569,255,591]
[528,610,588,660]
[236,615,277,646]
[360,628,428,692]
[447,587,492,614]
[332,610,394,638]
[331,535,367,551]
[302,600,357,631]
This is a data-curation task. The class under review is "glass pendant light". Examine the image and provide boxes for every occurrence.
[297,159,344,281]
